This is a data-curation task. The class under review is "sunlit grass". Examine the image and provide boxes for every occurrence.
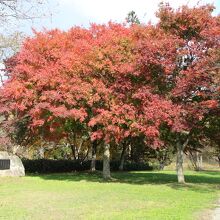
[0,170,219,220]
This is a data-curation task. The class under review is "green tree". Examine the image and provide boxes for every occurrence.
[126,11,140,25]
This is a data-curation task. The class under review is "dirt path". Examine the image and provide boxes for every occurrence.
[212,200,220,220]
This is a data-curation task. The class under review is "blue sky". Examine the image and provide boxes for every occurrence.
[20,0,220,34]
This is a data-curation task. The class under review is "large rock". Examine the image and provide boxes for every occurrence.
[0,151,25,177]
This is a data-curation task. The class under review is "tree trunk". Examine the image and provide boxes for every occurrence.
[39,147,45,159]
[90,140,97,172]
[176,141,185,184]
[70,144,76,160]
[159,162,165,170]
[119,144,126,171]
[189,151,203,171]
[196,152,203,171]
[198,154,203,170]
[76,139,84,160]
[103,144,111,179]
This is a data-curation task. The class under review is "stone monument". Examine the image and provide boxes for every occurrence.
[0,151,25,177]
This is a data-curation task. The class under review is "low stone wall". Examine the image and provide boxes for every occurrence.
[0,151,25,177]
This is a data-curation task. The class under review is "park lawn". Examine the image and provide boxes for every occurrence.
[0,171,219,220]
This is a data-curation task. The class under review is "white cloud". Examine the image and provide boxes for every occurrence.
[58,0,218,24]
[26,0,218,33]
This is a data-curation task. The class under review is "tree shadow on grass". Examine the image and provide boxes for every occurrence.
[113,172,220,193]
[199,170,220,176]
[28,171,220,193]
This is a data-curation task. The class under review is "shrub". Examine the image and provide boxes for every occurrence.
[22,159,153,173]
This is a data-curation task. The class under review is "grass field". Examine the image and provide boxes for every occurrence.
[0,171,219,220]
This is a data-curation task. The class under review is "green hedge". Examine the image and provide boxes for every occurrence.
[22,159,153,173]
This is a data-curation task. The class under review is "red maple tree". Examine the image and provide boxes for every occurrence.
[0,4,219,180]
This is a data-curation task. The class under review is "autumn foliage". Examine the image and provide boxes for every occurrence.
[0,4,219,164]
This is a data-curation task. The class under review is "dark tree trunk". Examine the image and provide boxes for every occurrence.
[81,147,90,162]
[176,141,185,184]
[103,144,111,179]
[90,140,97,172]
[119,143,127,171]
[70,144,76,160]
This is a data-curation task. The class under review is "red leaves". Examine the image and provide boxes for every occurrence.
[157,3,216,40]
[201,100,218,109]
[0,4,219,149]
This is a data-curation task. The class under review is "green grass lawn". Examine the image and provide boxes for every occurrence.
[0,171,219,220]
